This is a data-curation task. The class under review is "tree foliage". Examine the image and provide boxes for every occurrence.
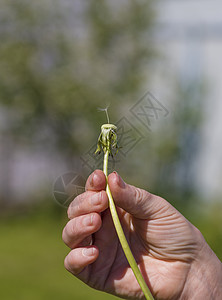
[0,0,155,158]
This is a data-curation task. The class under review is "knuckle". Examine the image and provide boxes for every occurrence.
[63,221,77,248]
[132,187,150,216]
[67,193,85,218]
[134,187,144,206]
[64,252,83,275]
[134,187,151,205]
[62,226,67,242]
[100,190,108,206]
[90,191,101,206]
[66,219,77,237]
[64,256,69,270]
[90,191,107,210]
[64,254,75,272]
[67,200,76,219]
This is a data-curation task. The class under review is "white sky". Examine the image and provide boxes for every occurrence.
[156,0,222,24]
[153,0,222,200]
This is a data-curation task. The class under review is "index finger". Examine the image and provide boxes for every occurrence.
[85,170,106,192]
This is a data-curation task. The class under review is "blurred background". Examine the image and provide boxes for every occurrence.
[0,0,221,299]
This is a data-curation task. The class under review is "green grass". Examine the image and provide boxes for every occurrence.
[0,200,221,300]
[0,207,120,300]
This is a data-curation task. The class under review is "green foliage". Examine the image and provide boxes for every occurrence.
[0,0,155,158]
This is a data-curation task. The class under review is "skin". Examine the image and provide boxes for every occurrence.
[62,170,222,300]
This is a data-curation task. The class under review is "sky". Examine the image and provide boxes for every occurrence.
[152,0,222,200]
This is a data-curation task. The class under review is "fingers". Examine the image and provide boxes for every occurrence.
[68,190,108,219]
[62,212,102,249]
[64,246,99,275]
[85,169,106,192]
[108,171,170,219]
[68,170,108,219]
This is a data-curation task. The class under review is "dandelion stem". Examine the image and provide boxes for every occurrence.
[103,151,154,300]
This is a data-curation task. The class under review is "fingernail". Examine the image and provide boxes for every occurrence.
[83,214,93,226]
[82,247,95,257]
[89,170,100,187]
[89,171,95,187]
[113,171,125,188]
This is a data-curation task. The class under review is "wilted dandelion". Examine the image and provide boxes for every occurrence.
[95,108,154,300]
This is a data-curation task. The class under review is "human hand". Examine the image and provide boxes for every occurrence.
[62,170,222,299]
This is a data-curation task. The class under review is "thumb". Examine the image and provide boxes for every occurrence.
[108,172,168,219]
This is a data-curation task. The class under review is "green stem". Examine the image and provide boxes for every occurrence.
[103,151,154,300]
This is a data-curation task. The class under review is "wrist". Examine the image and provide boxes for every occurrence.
[181,229,222,299]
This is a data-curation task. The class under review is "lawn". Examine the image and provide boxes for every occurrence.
[0,200,221,300]
[0,206,119,300]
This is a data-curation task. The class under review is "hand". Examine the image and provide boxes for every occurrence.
[62,170,222,300]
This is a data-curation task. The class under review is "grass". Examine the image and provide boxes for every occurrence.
[0,205,120,300]
[0,200,221,300]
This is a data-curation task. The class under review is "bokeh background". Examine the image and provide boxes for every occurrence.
[0,1,221,299]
